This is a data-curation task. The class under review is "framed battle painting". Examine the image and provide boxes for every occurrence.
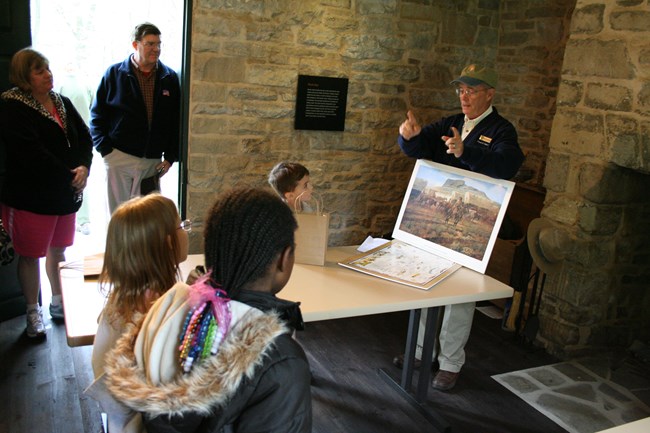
[339,159,515,290]
[392,159,515,274]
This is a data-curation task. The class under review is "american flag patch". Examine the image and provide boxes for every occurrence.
[162,90,170,96]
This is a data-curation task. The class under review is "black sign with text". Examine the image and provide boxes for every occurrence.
[295,75,348,131]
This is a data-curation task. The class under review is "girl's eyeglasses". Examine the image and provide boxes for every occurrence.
[178,219,192,232]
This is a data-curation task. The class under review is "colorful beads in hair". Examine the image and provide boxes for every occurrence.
[178,272,232,374]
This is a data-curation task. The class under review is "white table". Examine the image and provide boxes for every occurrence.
[284,247,512,319]
[62,247,511,344]
[61,246,512,429]
[59,255,202,347]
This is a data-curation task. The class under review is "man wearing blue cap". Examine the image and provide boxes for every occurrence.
[396,64,525,390]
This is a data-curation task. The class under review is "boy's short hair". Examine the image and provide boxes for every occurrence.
[132,22,161,42]
[268,162,310,197]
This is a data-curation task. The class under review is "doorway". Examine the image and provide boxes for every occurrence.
[29,0,185,258]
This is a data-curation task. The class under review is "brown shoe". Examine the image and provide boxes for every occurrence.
[432,370,459,390]
[392,354,422,369]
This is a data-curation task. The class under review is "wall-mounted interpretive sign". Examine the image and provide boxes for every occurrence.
[294,74,348,131]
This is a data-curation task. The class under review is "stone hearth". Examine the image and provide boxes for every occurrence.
[535,0,650,358]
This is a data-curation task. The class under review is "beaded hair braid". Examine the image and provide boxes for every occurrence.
[178,274,231,374]
[178,187,297,373]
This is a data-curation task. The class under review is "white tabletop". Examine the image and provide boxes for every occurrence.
[61,246,513,346]
[287,246,511,321]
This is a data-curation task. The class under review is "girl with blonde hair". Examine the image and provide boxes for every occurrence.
[86,193,189,433]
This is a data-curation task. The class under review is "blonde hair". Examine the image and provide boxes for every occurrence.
[100,194,181,323]
[9,48,49,92]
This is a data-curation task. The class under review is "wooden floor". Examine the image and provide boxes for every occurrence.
[0,303,569,433]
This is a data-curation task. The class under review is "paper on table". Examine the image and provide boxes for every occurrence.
[357,236,390,253]
[342,240,460,290]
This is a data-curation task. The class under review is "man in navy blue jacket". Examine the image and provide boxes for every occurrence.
[90,22,180,213]
[396,64,524,390]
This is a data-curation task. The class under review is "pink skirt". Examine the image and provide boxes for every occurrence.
[1,205,75,258]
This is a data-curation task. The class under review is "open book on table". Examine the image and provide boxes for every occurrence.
[339,159,515,290]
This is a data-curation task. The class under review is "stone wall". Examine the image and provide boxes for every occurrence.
[185,0,575,253]
[496,0,576,185]
[537,0,650,358]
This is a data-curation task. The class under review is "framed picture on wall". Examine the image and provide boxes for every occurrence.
[339,160,515,289]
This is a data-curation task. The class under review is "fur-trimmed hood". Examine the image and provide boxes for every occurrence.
[103,283,290,418]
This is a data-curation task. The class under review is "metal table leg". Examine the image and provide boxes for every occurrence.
[379,307,451,432]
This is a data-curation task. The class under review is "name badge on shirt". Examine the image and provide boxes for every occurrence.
[478,135,493,146]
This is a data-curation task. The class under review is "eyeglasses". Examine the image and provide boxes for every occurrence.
[141,41,162,49]
[455,87,487,97]
[178,219,192,232]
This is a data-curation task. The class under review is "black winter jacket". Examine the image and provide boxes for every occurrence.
[104,284,312,433]
[0,88,93,215]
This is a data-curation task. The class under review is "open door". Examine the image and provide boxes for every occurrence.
[29,0,188,256]
[0,0,32,321]
[1,0,191,321]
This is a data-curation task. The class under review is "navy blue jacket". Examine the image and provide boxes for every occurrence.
[90,56,180,162]
[398,108,524,180]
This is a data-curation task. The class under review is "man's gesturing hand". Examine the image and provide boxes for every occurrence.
[442,126,464,158]
[399,110,422,140]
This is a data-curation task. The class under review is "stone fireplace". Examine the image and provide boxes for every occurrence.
[535,0,650,358]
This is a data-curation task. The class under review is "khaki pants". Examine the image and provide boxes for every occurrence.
[103,148,160,214]
[415,301,475,373]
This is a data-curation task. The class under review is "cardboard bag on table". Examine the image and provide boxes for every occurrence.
[293,192,329,266]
